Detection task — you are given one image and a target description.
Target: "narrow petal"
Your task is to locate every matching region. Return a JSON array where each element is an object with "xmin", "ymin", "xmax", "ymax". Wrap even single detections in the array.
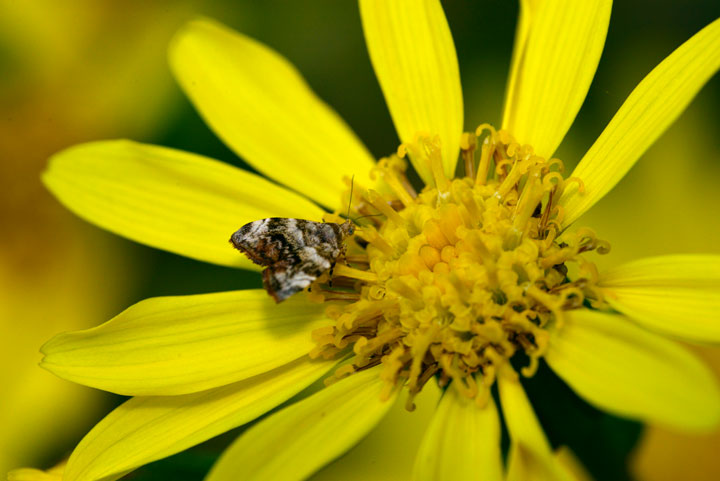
[
  {"xmin": 359, "ymin": 0, "xmax": 463, "ymax": 184},
  {"xmin": 498, "ymin": 377, "xmax": 574, "ymax": 481},
  {"xmin": 62, "ymin": 357, "xmax": 333, "ymax": 481},
  {"xmin": 43, "ymin": 140, "xmax": 324, "ymax": 268},
  {"xmin": 205, "ymin": 367, "xmax": 396, "ymax": 481},
  {"xmin": 560, "ymin": 18, "xmax": 720, "ymax": 225},
  {"xmin": 554, "ymin": 447, "xmax": 594, "ymax": 481},
  {"xmin": 412, "ymin": 385, "xmax": 503, "ymax": 481},
  {"xmin": 41, "ymin": 290, "xmax": 330, "ymax": 395},
  {"xmin": 599, "ymin": 255, "xmax": 720, "ymax": 343},
  {"xmin": 501, "ymin": 0, "xmax": 539, "ymax": 127},
  {"xmin": 498, "ymin": 377, "xmax": 550, "ymax": 457},
  {"xmin": 502, "ymin": 0, "xmax": 612, "ymax": 159},
  {"xmin": 545, "ymin": 309, "xmax": 720, "ymax": 432},
  {"xmin": 169, "ymin": 18, "xmax": 375, "ymax": 209}
]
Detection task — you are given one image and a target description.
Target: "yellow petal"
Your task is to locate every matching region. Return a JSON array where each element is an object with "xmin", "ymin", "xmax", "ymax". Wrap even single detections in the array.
[
  {"xmin": 169, "ymin": 18, "xmax": 375, "ymax": 209},
  {"xmin": 359, "ymin": 0, "xmax": 463, "ymax": 184},
  {"xmin": 62, "ymin": 357, "xmax": 333, "ymax": 481},
  {"xmin": 309, "ymin": 380, "xmax": 441, "ymax": 481},
  {"xmin": 43, "ymin": 140, "xmax": 324, "ymax": 268},
  {"xmin": 412, "ymin": 385, "xmax": 503, "ymax": 481},
  {"xmin": 41, "ymin": 290, "xmax": 330, "ymax": 395},
  {"xmin": 599, "ymin": 255, "xmax": 720, "ymax": 343},
  {"xmin": 205, "ymin": 367, "xmax": 396, "ymax": 481},
  {"xmin": 502, "ymin": 0, "xmax": 539, "ymax": 128},
  {"xmin": 498, "ymin": 377, "xmax": 574, "ymax": 481},
  {"xmin": 505, "ymin": 445, "xmax": 587, "ymax": 481},
  {"xmin": 554, "ymin": 447, "xmax": 594, "ymax": 481},
  {"xmin": 502, "ymin": 0, "xmax": 611, "ymax": 159},
  {"xmin": 498, "ymin": 377, "xmax": 550, "ymax": 456},
  {"xmin": 560, "ymin": 18, "xmax": 720, "ymax": 225},
  {"xmin": 545, "ymin": 309, "xmax": 720, "ymax": 432}
]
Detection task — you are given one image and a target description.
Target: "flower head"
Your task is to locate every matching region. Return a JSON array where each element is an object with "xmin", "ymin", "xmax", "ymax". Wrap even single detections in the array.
[{"xmin": 34, "ymin": 1, "xmax": 720, "ymax": 480}]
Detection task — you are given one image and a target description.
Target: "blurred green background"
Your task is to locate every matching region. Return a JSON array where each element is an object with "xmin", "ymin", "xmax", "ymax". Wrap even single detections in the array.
[{"xmin": 1, "ymin": 1, "xmax": 719, "ymax": 480}]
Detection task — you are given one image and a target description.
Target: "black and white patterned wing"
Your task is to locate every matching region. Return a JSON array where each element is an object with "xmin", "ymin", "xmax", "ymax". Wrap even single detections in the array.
[
  {"xmin": 230, "ymin": 218, "xmax": 289, "ymax": 266},
  {"xmin": 261, "ymin": 247, "xmax": 332, "ymax": 302}
]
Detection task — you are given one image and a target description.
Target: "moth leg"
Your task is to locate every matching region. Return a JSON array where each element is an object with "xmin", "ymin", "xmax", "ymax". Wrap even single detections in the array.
[
  {"xmin": 328, "ymin": 260, "xmax": 336, "ymax": 287},
  {"xmin": 339, "ymin": 243, "xmax": 351, "ymax": 267}
]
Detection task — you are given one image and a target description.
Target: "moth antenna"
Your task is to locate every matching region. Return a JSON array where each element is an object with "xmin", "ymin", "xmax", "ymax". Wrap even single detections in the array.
[
  {"xmin": 352, "ymin": 213, "xmax": 384, "ymax": 223},
  {"xmin": 346, "ymin": 175, "xmax": 355, "ymax": 219}
]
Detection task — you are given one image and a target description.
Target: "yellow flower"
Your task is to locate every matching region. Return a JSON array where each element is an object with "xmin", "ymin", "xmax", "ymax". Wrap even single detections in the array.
[{"xmin": 37, "ymin": 1, "xmax": 720, "ymax": 480}]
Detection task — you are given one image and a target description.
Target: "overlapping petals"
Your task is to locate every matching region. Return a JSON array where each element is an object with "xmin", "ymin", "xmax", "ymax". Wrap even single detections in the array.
[
  {"xmin": 308, "ymin": 381, "xmax": 441, "ymax": 481},
  {"xmin": 359, "ymin": 0, "xmax": 463, "ymax": 184},
  {"xmin": 502, "ymin": 0, "xmax": 612, "ymax": 160},
  {"xmin": 205, "ymin": 367, "xmax": 396, "ymax": 481},
  {"xmin": 43, "ymin": 140, "xmax": 323, "ymax": 268},
  {"xmin": 560, "ymin": 17, "xmax": 720, "ymax": 225},
  {"xmin": 413, "ymin": 385, "xmax": 503, "ymax": 481},
  {"xmin": 545, "ymin": 309, "xmax": 720, "ymax": 432},
  {"xmin": 169, "ymin": 19, "xmax": 375, "ymax": 209},
  {"xmin": 499, "ymin": 377, "xmax": 576, "ymax": 481},
  {"xmin": 41, "ymin": 290, "xmax": 331, "ymax": 395},
  {"xmin": 599, "ymin": 255, "xmax": 720, "ymax": 343},
  {"xmin": 61, "ymin": 358, "xmax": 333, "ymax": 481}
]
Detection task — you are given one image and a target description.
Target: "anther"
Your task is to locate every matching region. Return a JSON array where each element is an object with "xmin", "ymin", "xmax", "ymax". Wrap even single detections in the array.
[
  {"xmin": 365, "ymin": 190, "xmax": 404, "ymax": 225},
  {"xmin": 374, "ymin": 156, "xmax": 416, "ymax": 206},
  {"xmin": 460, "ymin": 132, "xmax": 477, "ymax": 179},
  {"xmin": 332, "ymin": 264, "xmax": 378, "ymax": 283},
  {"xmin": 476, "ymin": 136, "xmax": 494, "ymax": 185}
]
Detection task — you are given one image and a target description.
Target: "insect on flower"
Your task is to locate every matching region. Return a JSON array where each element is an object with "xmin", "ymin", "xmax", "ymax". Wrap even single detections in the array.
[
  {"xmin": 231, "ymin": 178, "xmax": 365, "ymax": 302},
  {"xmin": 230, "ymin": 217, "xmax": 355, "ymax": 302}
]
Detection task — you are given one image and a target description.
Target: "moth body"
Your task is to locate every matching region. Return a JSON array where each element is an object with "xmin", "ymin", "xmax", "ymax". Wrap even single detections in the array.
[{"xmin": 230, "ymin": 218, "xmax": 354, "ymax": 302}]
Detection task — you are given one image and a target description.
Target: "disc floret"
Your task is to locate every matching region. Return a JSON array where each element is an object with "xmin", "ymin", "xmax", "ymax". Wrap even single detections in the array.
[{"xmin": 310, "ymin": 127, "xmax": 609, "ymax": 406}]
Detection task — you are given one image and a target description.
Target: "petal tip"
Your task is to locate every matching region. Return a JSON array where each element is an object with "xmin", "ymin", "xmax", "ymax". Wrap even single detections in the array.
[{"xmin": 168, "ymin": 16, "xmax": 227, "ymax": 68}]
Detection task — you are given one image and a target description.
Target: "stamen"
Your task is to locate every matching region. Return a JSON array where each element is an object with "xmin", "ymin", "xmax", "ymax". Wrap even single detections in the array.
[
  {"xmin": 365, "ymin": 190, "xmax": 404, "ymax": 225},
  {"xmin": 424, "ymin": 136, "xmax": 450, "ymax": 196},
  {"xmin": 357, "ymin": 225, "xmax": 393, "ymax": 255},
  {"xmin": 460, "ymin": 132, "xmax": 477, "ymax": 179},
  {"xmin": 564, "ymin": 176, "xmax": 586, "ymax": 195},
  {"xmin": 495, "ymin": 157, "xmax": 532, "ymax": 200},
  {"xmin": 345, "ymin": 254, "xmax": 369, "ymax": 264},
  {"xmin": 399, "ymin": 134, "xmax": 450, "ymax": 195},
  {"xmin": 334, "ymin": 264, "xmax": 378, "ymax": 282},
  {"xmin": 373, "ymin": 156, "xmax": 416, "ymax": 206},
  {"xmin": 509, "ymin": 165, "xmax": 544, "ymax": 245},
  {"xmin": 475, "ymin": 123, "xmax": 497, "ymax": 137},
  {"xmin": 476, "ymin": 135, "xmax": 495, "ymax": 185}
]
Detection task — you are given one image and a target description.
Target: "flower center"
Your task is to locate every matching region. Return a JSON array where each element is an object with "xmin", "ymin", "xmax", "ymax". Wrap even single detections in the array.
[{"xmin": 309, "ymin": 126, "xmax": 609, "ymax": 408}]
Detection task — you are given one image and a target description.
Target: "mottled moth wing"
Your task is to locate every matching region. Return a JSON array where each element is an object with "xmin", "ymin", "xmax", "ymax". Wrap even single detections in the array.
[{"xmin": 230, "ymin": 218, "xmax": 352, "ymax": 302}]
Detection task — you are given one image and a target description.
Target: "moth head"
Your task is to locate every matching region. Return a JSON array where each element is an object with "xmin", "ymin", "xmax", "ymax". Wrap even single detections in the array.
[{"xmin": 340, "ymin": 220, "xmax": 355, "ymax": 237}]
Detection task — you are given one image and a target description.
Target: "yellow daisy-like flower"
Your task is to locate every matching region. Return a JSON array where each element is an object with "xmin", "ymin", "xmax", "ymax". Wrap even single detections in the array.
[{"xmin": 35, "ymin": 1, "xmax": 720, "ymax": 480}]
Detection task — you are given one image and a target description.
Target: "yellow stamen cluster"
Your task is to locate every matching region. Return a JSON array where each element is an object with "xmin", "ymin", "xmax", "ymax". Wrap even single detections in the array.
[{"xmin": 310, "ymin": 127, "xmax": 609, "ymax": 407}]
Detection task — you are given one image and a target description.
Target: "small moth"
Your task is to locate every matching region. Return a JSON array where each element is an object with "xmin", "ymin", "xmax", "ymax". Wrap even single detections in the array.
[{"xmin": 230, "ymin": 218, "xmax": 354, "ymax": 302}]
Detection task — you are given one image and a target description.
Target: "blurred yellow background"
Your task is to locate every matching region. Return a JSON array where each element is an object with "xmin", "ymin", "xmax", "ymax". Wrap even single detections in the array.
[{"xmin": 1, "ymin": 1, "xmax": 718, "ymax": 480}]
